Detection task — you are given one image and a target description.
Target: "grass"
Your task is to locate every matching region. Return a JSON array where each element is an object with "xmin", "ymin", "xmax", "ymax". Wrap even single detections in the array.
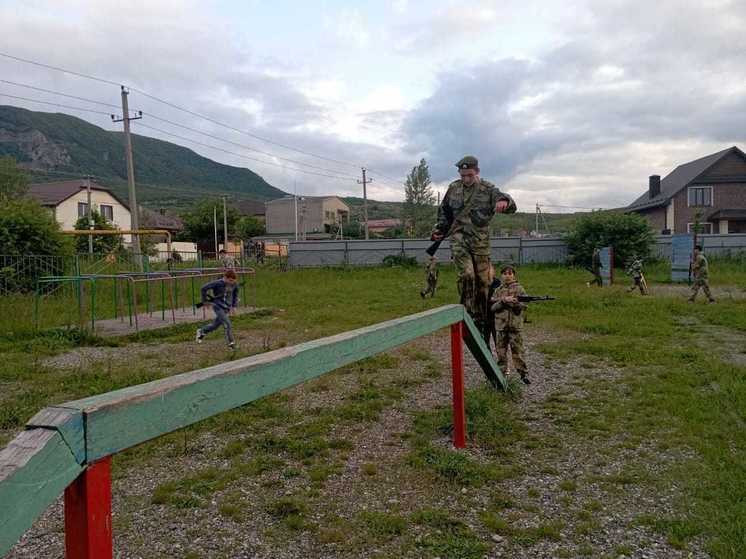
[{"xmin": 2, "ymin": 263, "xmax": 746, "ymax": 557}]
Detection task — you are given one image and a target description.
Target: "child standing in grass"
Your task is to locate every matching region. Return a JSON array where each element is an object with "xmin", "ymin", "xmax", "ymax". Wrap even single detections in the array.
[
  {"xmin": 490, "ymin": 265, "xmax": 530, "ymax": 385},
  {"xmin": 196, "ymin": 269, "xmax": 240, "ymax": 349}
]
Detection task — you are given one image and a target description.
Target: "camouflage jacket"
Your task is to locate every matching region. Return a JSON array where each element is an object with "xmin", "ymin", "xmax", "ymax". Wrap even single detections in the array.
[
  {"xmin": 491, "ymin": 280, "xmax": 527, "ymax": 331},
  {"xmin": 692, "ymin": 253, "xmax": 709, "ymax": 280},
  {"xmin": 626, "ymin": 258, "xmax": 643, "ymax": 278},
  {"xmin": 435, "ymin": 178, "xmax": 516, "ymax": 256}
]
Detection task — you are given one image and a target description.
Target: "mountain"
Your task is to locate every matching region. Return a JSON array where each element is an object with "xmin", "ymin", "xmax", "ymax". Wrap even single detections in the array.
[{"xmin": 0, "ymin": 105, "xmax": 287, "ymax": 209}]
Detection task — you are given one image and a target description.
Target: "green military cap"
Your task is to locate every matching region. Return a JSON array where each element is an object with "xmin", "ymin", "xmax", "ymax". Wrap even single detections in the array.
[
  {"xmin": 455, "ymin": 155, "xmax": 479, "ymax": 170},
  {"xmin": 500, "ymin": 264, "xmax": 516, "ymax": 274}
]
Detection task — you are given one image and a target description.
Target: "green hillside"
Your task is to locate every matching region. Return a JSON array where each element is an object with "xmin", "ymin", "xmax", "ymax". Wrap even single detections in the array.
[{"xmin": 0, "ymin": 105, "xmax": 287, "ymax": 208}]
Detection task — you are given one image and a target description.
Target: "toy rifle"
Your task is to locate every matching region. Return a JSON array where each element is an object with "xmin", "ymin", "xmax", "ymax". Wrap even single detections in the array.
[{"xmin": 195, "ymin": 294, "xmax": 215, "ymax": 309}]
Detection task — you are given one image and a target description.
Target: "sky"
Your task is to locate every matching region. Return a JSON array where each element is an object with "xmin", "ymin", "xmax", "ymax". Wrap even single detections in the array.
[{"xmin": 1, "ymin": 0, "xmax": 746, "ymax": 212}]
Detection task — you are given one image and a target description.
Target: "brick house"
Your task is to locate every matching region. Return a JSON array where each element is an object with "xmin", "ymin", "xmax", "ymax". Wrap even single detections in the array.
[{"xmin": 626, "ymin": 146, "xmax": 746, "ymax": 234}]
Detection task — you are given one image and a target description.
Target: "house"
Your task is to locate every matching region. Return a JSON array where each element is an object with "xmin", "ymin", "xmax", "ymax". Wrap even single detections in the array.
[
  {"xmin": 626, "ymin": 146, "xmax": 746, "ymax": 234},
  {"xmin": 28, "ymin": 179, "xmax": 132, "ymax": 238},
  {"xmin": 140, "ymin": 208, "xmax": 183, "ymax": 236},
  {"xmin": 265, "ymin": 196, "xmax": 350, "ymax": 236}
]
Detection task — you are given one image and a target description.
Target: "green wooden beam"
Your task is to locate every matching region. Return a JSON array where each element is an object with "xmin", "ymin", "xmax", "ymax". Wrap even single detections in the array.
[
  {"xmin": 26, "ymin": 407, "xmax": 86, "ymax": 464},
  {"xmin": 462, "ymin": 313, "xmax": 507, "ymax": 391},
  {"xmin": 64, "ymin": 304, "xmax": 466, "ymax": 461},
  {"xmin": 0, "ymin": 429, "xmax": 84, "ymax": 556}
]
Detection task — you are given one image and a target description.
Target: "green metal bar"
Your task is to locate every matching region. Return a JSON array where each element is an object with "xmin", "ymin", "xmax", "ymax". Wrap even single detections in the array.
[
  {"xmin": 33, "ymin": 278, "xmax": 40, "ymax": 331},
  {"xmin": 145, "ymin": 280, "xmax": 151, "ymax": 316},
  {"xmin": 161, "ymin": 278, "xmax": 165, "ymax": 321},
  {"xmin": 77, "ymin": 277, "xmax": 83, "ymax": 330},
  {"xmin": 191, "ymin": 275, "xmax": 196, "ymax": 315},
  {"xmin": 113, "ymin": 277, "xmax": 118, "ymax": 321},
  {"xmin": 241, "ymin": 275, "xmax": 247, "ymax": 308},
  {"xmin": 127, "ymin": 279, "xmax": 133, "ymax": 327},
  {"xmin": 90, "ymin": 279, "xmax": 96, "ymax": 332},
  {"xmin": 174, "ymin": 274, "xmax": 179, "ymax": 311}
]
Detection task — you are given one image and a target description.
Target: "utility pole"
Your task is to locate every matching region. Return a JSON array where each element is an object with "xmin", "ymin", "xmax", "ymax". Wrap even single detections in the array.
[
  {"xmin": 535, "ymin": 203, "xmax": 539, "ymax": 236},
  {"xmin": 213, "ymin": 205, "xmax": 219, "ymax": 255},
  {"xmin": 111, "ymin": 87, "xmax": 143, "ymax": 269},
  {"xmin": 86, "ymin": 175, "xmax": 93, "ymax": 254},
  {"xmin": 294, "ymin": 181, "xmax": 298, "ymax": 241},
  {"xmin": 222, "ymin": 196, "xmax": 229, "ymax": 252},
  {"xmin": 358, "ymin": 168, "xmax": 372, "ymax": 240}
]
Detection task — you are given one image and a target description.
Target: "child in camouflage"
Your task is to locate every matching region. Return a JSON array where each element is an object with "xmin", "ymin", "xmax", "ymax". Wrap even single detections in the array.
[{"xmin": 490, "ymin": 265, "xmax": 530, "ymax": 385}]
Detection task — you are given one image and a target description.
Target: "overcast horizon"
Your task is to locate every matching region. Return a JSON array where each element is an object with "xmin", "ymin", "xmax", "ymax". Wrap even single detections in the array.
[{"xmin": 2, "ymin": 0, "xmax": 745, "ymax": 212}]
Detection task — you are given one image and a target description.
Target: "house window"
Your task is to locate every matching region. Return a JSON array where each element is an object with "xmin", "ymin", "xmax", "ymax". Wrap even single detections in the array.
[
  {"xmin": 100, "ymin": 204, "xmax": 113, "ymax": 221},
  {"xmin": 687, "ymin": 222, "xmax": 713, "ymax": 234},
  {"xmin": 687, "ymin": 186, "xmax": 713, "ymax": 207},
  {"xmin": 77, "ymin": 202, "xmax": 88, "ymax": 217}
]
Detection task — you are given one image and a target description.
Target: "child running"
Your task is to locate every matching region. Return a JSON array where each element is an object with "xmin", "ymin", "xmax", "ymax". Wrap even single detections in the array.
[{"xmin": 196, "ymin": 269, "xmax": 240, "ymax": 349}]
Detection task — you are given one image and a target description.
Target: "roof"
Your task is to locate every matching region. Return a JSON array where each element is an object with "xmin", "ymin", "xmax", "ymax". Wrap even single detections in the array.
[
  {"xmin": 140, "ymin": 208, "xmax": 183, "ymax": 231},
  {"xmin": 234, "ymin": 199, "xmax": 266, "ymax": 216},
  {"xmin": 28, "ymin": 180, "xmax": 130, "ymax": 210},
  {"xmin": 626, "ymin": 146, "xmax": 746, "ymax": 212}
]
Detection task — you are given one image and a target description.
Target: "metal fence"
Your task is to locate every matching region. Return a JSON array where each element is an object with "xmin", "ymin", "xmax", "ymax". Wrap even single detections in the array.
[{"xmin": 287, "ymin": 234, "xmax": 746, "ymax": 268}]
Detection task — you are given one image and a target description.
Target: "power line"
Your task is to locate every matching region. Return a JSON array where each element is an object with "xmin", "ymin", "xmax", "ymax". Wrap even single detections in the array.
[
  {"xmin": 131, "ymin": 87, "xmax": 362, "ymax": 170},
  {"xmin": 0, "ymin": 78, "xmax": 359, "ymax": 177},
  {"xmin": 143, "ymin": 112, "xmax": 358, "ymax": 178},
  {"xmin": 0, "ymin": 52, "xmax": 121, "ymax": 86},
  {"xmin": 0, "ymin": 79, "xmax": 123, "ymax": 110},
  {"xmin": 0, "ymin": 92, "xmax": 113, "ymax": 117},
  {"xmin": 134, "ymin": 122, "xmax": 357, "ymax": 181},
  {"xmin": 0, "ymin": 51, "xmax": 365, "ymax": 170}
]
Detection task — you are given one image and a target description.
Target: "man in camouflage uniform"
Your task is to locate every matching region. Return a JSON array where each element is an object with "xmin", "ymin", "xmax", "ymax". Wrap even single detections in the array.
[
  {"xmin": 420, "ymin": 255, "xmax": 439, "ymax": 298},
  {"xmin": 689, "ymin": 245, "xmax": 715, "ymax": 303},
  {"xmin": 491, "ymin": 265, "xmax": 530, "ymax": 384},
  {"xmin": 625, "ymin": 254, "xmax": 647, "ymax": 294},
  {"xmin": 431, "ymin": 155, "xmax": 516, "ymax": 336}
]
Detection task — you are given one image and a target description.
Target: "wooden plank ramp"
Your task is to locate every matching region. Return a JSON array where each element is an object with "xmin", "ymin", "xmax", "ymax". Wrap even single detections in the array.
[{"xmin": 0, "ymin": 303, "xmax": 507, "ymax": 557}]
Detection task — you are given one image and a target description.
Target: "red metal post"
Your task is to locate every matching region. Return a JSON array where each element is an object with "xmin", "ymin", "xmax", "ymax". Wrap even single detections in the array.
[
  {"xmin": 64, "ymin": 456, "xmax": 113, "ymax": 559},
  {"xmin": 450, "ymin": 321, "xmax": 467, "ymax": 449}
]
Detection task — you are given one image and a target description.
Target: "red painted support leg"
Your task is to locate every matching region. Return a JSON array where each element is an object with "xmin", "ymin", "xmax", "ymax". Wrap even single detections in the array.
[
  {"xmin": 450, "ymin": 321, "xmax": 467, "ymax": 449},
  {"xmin": 64, "ymin": 457, "xmax": 113, "ymax": 559}
]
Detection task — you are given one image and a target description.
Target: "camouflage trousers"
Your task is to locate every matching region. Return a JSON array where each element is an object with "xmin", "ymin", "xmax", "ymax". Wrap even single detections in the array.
[
  {"xmin": 421, "ymin": 276, "xmax": 438, "ymax": 298},
  {"xmin": 451, "ymin": 241, "xmax": 491, "ymax": 335},
  {"xmin": 496, "ymin": 329, "xmax": 527, "ymax": 377},
  {"xmin": 689, "ymin": 279, "xmax": 714, "ymax": 302}
]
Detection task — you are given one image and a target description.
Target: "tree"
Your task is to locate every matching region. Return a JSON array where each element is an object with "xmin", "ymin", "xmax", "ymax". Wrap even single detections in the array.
[
  {"xmin": 235, "ymin": 216, "xmax": 265, "ymax": 239},
  {"xmin": 0, "ymin": 156, "xmax": 29, "ymax": 200},
  {"xmin": 74, "ymin": 210, "xmax": 122, "ymax": 253},
  {"xmin": 180, "ymin": 199, "xmax": 241, "ymax": 245},
  {"xmin": 402, "ymin": 159, "xmax": 436, "ymax": 238},
  {"xmin": 0, "ymin": 198, "xmax": 72, "ymax": 292},
  {"xmin": 564, "ymin": 211, "xmax": 654, "ymax": 268}
]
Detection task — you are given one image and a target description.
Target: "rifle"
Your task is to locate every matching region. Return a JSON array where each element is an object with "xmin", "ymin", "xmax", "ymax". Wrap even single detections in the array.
[{"xmin": 517, "ymin": 295, "xmax": 555, "ymax": 303}]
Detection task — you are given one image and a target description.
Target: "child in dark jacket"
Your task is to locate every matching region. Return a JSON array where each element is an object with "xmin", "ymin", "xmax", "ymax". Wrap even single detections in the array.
[{"xmin": 196, "ymin": 269, "xmax": 239, "ymax": 348}]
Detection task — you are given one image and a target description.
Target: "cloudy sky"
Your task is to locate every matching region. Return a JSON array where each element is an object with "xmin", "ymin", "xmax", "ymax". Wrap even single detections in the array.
[{"xmin": 2, "ymin": 0, "xmax": 745, "ymax": 211}]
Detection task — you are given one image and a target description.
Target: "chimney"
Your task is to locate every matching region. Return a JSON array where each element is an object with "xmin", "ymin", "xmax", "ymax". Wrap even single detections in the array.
[{"xmin": 649, "ymin": 175, "xmax": 661, "ymax": 198}]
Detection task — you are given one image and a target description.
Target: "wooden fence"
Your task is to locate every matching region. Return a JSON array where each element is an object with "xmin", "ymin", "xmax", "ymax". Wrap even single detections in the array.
[{"xmin": 0, "ymin": 304, "xmax": 504, "ymax": 558}]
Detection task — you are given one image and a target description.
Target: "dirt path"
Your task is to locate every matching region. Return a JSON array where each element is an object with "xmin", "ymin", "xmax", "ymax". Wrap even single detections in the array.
[{"xmin": 8, "ymin": 328, "xmax": 710, "ymax": 559}]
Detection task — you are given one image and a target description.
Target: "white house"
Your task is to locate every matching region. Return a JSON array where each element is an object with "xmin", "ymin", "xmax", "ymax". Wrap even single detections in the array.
[{"xmin": 28, "ymin": 179, "xmax": 132, "ymax": 241}]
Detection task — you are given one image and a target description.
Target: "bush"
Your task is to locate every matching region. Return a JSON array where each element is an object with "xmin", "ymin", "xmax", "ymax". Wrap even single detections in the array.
[
  {"xmin": 0, "ymin": 198, "xmax": 72, "ymax": 292},
  {"xmin": 564, "ymin": 211, "xmax": 654, "ymax": 268}
]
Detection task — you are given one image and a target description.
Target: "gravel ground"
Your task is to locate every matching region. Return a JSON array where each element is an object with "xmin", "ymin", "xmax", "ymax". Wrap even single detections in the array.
[{"xmin": 8, "ymin": 327, "xmax": 711, "ymax": 559}]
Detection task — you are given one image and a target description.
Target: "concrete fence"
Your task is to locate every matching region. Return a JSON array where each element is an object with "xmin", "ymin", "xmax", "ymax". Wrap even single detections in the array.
[{"xmin": 288, "ymin": 234, "xmax": 746, "ymax": 268}]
